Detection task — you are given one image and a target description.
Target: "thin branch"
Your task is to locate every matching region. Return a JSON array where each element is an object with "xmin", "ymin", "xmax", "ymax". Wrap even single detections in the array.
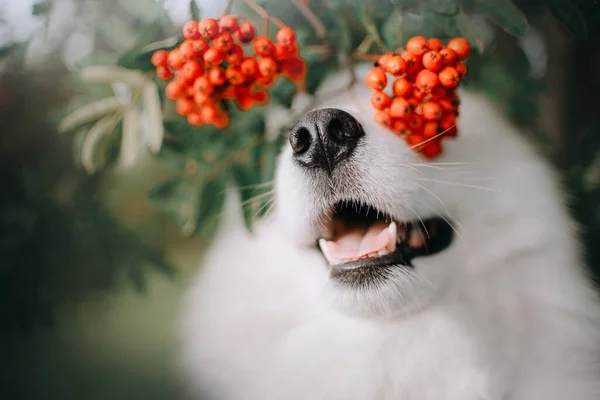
[
  {"xmin": 243, "ymin": 0, "xmax": 287, "ymax": 29},
  {"xmin": 291, "ymin": 0, "xmax": 327, "ymax": 39}
]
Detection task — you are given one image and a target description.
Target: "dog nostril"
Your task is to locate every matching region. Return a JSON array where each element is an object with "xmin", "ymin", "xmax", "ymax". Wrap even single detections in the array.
[
  {"xmin": 290, "ymin": 126, "xmax": 311, "ymax": 154},
  {"xmin": 326, "ymin": 117, "xmax": 345, "ymax": 143}
]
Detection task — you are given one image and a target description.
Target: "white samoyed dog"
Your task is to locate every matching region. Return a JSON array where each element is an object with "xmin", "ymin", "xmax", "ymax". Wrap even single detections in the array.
[{"xmin": 178, "ymin": 64, "xmax": 600, "ymax": 399}]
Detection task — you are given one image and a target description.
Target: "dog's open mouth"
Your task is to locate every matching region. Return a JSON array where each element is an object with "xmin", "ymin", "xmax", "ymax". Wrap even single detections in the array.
[{"xmin": 317, "ymin": 201, "xmax": 453, "ymax": 270}]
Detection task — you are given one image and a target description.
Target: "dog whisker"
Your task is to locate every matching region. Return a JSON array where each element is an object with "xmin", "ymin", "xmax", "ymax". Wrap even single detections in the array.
[{"xmin": 416, "ymin": 178, "xmax": 501, "ymax": 193}]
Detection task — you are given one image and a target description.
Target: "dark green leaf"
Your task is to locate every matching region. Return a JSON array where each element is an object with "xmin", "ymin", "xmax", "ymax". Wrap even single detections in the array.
[
  {"xmin": 544, "ymin": 0, "xmax": 588, "ymax": 39},
  {"xmin": 196, "ymin": 179, "xmax": 226, "ymax": 238},
  {"xmin": 454, "ymin": 13, "xmax": 485, "ymax": 54},
  {"xmin": 381, "ymin": 10, "xmax": 403, "ymax": 49},
  {"xmin": 473, "ymin": 0, "xmax": 529, "ymax": 37},
  {"xmin": 129, "ymin": 267, "xmax": 147, "ymax": 293},
  {"xmin": 32, "ymin": 1, "xmax": 52, "ymax": 16},
  {"xmin": 269, "ymin": 79, "xmax": 297, "ymax": 109},
  {"xmin": 190, "ymin": 0, "xmax": 201, "ymax": 20},
  {"xmin": 422, "ymin": 0, "xmax": 458, "ymax": 16}
]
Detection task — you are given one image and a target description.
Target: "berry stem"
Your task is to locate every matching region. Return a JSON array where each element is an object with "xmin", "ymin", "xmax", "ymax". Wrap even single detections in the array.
[
  {"xmin": 243, "ymin": 0, "xmax": 287, "ymax": 29},
  {"xmin": 290, "ymin": 0, "xmax": 327, "ymax": 39},
  {"xmin": 222, "ymin": 0, "xmax": 234, "ymax": 16}
]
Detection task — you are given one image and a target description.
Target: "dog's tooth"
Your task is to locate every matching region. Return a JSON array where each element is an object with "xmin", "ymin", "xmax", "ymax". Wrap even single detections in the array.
[
  {"xmin": 387, "ymin": 222, "xmax": 397, "ymax": 252},
  {"xmin": 378, "ymin": 248, "xmax": 389, "ymax": 256},
  {"xmin": 319, "ymin": 239, "xmax": 337, "ymax": 265}
]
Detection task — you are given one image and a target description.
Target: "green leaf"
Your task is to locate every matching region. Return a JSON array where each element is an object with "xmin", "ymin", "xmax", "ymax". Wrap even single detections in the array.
[
  {"xmin": 473, "ymin": 0, "xmax": 528, "ymax": 37},
  {"xmin": 422, "ymin": 0, "xmax": 458, "ymax": 16},
  {"xmin": 31, "ymin": 1, "xmax": 52, "ymax": 16},
  {"xmin": 454, "ymin": 13, "xmax": 485, "ymax": 54},
  {"xmin": 196, "ymin": 179, "xmax": 226, "ymax": 239},
  {"xmin": 381, "ymin": 10, "xmax": 403, "ymax": 49},
  {"xmin": 190, "ymin": 0, "xmax": 202, "ymax": 20},
  {"xmin": 95, "ymin": 18, "xmax": 137, "ymax": 52},
  {"xmin": 544, "ymin": 0, "xmax": 588, "ymax": 39},
  {"xmin": 269, "ymin": 79, "xmax": 297, "ymax": 109}
]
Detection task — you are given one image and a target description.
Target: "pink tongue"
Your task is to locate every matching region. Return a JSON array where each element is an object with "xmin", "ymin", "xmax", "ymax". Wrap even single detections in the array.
[{"xmin": 326, "ymin": 221, "xmax": 391, "ymax": 261}]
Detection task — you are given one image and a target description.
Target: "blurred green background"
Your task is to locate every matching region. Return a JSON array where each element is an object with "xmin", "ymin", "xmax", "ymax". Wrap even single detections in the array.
[{"xmin": 1, "ymin": 0, "xmax": 599, "ymax": 399}]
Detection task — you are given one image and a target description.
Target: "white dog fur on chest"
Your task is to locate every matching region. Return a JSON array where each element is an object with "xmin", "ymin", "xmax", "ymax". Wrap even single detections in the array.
[{"xmin": 178, "ymin": 65, "xmax": 600, "ymax": 400}]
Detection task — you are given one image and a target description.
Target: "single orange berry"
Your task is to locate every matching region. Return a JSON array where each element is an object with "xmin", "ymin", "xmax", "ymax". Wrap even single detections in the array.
[
  {"xmin": 407, "ymin": 113, "xmax": 423, "ymax": 130},
  {"xmin": 438, "ymin": 66, "xmax": 460, "ymax": 88},
  {"xmin": 151, "ymin": 50, "xmax": 168, "ymax": 67},
  {"xmin": 440, "ymin": 112, "xmax": 457, "ymax": 133},
  {"xmin": 391, "ymin": 118, "xmax": 409, "ymax": 135},
  {"xmin": 389, "ymin": 97, "xmax": 411, "ymax": 119},
  {"xmin": 181, "ymin": 60, "xmax": 204, "ymax": 82},
  {"xmin": 385, "ymin": 55, "xmax": 407, "ymax": 76},
  {"xmin": 193, "ymin": 76, "xmax": 214, "ymax": 95},
  {"xmin": 365, "ymin": 68, "xmax": 387, "ymax": 91},
  {"xmin": 439, "ymin": 96, "xmax": 457, "ymax": 112},
  {"xmin": 165, "ymin": 80, "xmax": 185, "ymax": 100},
  {"xmin": 415, "ymin": 69, "xmax": 439, "ymax": 92},
  {"xmin": 213, "ymin": 113, "xmax": 230, "ymax": 129},
  {"xmin": 407, "ymin": 96, "xmax": 420, "ymax": 109},
  {"xmin": 225, "ymin": 44, "xmax": 244, "ymax": 65},
  {"xmin": 455, "ymin": 61, "xmax": 467, "ymax": 79},
  {"xmin": 275, "ymin": 43, "xmax": 295, "ymax": 61},
  {"xmin": 430, "ymin": 86, "xmax": 446, "ymax": 100},
  {"xmin": 258, "ymin": 57, "xmax": 278, "ymax": 77},
  {"xmin": 236, "ymin": 22, "xmax": 256, "ymax": 44},
  {"xmin": 370, "ymin": 91, "xmax": 392, "ymax": 110},
  {"xmin": 200, "ymin": 103, "xmax": 220, "ymax": 123},
  {"xmin": 193, "ymin": 91, "xmax": 210, "ymax": 106},
  {"xmin": 377, "ymin": 53, "xmax": 392, "ymax": 69},
  {"xmin": 401, "ymin": 52, "xmax": 422, "ymax": 76},
  {"xmin": 276, "ymin": 26, "xmax": 296, "ymax": 46},
  {"xmin": 422, "ymin": 51, "xmax": 443, "ymax": 72},
  {"xmin": 167, "ymin": 49, "xmax": 185, "ymax": 69},
  {"xmin": 423, "ymin": 121, "xmax": 440, "ymax": 139},
  {"xmin": 439, "ymin": 48, "xmax": 457, "ymax": 66},
  {"xmin": 406, "ymin": 36, "xmax": 429, "ymax": 56},
  {"xmin": 412, "ymin": 87, "xmax": 427, "ymax": 101},
  {"xmin": 187, "ymin": 111, "xmax": 204, "ymax": 126},
  {"xmin": 392, "ymin": 78, "xmax": 413, "ymax": 97},
  {"xmin": 236, "ymin": 93, "xmax": 256, "ymax": 111},
  {"xmin": 427, "ymin": 38, "xmax": 444, "ymax": 52},
  {"xmin": 198, "ymin": 18, "xmax": 220, "ymax": 39},
  {"xmin": 182, "ymin": 20, "xmax": 201, "ymax": 40},
  {"xmin": 218, "ymin": 15, "xmax": 239, "ymax": 33},
  {"xmin": 422, "ymin": 140, "xmax": 442, "ymax": 158},
  {"xmin": 446, "ymin": 37, "xmax": 471, "ymax": 61},
  {"xmin": 255, "ymin": 73, "xmax": 276, "ymax": 88},
  {"xmin": 208, "ymin": 67, "xmax": 227, "ymax": 86},
  {"xmin": 203, "ymin": 48, "xmax": 224, "ymax": 68},
  {"xmin": 282, "ymin": 58, "xmax": 307, "ymax": 83},
  {"xmin": 176, "ymin": 97, "xmax": 196, "ymax": 116},
  {"xmin": 252, "ymin": 90, "xmax": 269, "ymax": 104},
  {"xmin": 240, "ymin": 57, "xmax": 258, "ymax": 77},
  {"xmin": 421, "ymin": 101, "xmax": 443, "ymax": 121},
  {"xmin": 213, "ymin": 32, "xmax": 234, "ymax": 53},
  {"xmin": 179, "ymin": 40, "xmax": 197, "ymax": 60},
  {"xmin": 406, "ymin": 134, "xmax": 425, "ymax": 148},
  {"xmin": 226, "ymin": 65, "xmax": 246, "ymax": 85},
  {"xmin": 253, "ymin": 37, "xmax": 275, "ymax": 57},
  {"xmin": 373, "ymin": 110, "xmax": 392, "ymax": 127},
  {"xmin": 156, "ymin": 65, "xmax": 173, "ymax": 80}
]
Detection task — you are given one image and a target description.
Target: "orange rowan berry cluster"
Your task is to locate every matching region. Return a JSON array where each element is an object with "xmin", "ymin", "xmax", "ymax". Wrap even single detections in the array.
[
  {"xmin": 151, "ymin": 16, "xmax": 306, "ymax": 129},
  {"xmin": 365, "ymin": 36, "xmax": 471, "ymax": 159}
]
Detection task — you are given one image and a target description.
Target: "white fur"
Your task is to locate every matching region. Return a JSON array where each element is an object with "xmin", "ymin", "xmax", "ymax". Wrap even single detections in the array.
[{"xmin": 178, "ymin": 65, "xmax": 600, "ymax": 399}]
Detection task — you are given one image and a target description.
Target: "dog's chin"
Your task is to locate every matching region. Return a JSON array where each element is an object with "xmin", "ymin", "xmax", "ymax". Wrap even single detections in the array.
[{"xmin": 312, "ymin": 200, "xmax": 454, "ymax": 317}]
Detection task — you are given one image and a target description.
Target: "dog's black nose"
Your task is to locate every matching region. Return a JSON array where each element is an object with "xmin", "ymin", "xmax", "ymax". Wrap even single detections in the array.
[{"xmin": 289, "ymin": 108, "xmax": 364, "ymax": 173}]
